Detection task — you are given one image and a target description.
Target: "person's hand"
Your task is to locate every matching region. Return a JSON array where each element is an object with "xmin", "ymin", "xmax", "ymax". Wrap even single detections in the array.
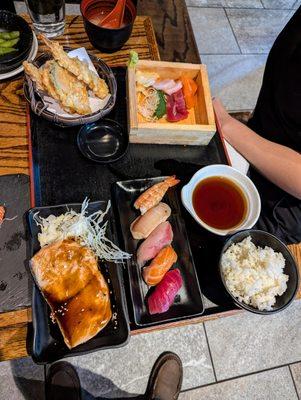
[
  {"xmin": 212, "ymin": 97, "xmax": 234, "ymax": 140},
  {"xmin": 212, "ymin": 97, "xmax": 232, "ymax": 129}
]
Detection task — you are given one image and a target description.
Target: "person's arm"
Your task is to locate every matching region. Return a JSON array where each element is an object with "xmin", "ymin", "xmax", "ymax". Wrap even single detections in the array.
[{"xmin": 213, "ymin": 98, "xmax": 301, "ymax": 200}]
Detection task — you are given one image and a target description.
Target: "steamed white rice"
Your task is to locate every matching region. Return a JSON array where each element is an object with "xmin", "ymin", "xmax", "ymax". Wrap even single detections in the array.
[{"xmin": 221, "ymin": 236, "xmax": 289, "ymax": 311}]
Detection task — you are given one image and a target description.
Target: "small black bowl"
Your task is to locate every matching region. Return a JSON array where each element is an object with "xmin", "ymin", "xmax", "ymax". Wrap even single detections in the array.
[
  {"xmin": 81, "ymin": 0, "xmax": 136, "ymax": 53},
  {"xmin": 0, "ymin": 11, "xmax": 33, "ymax": 74},
  {"xmin": 219, "ymin": 229, "xmax": 299, "ymax": 315},
  {"xmin": 77, "ymin": 119, "xmax": 128, "ymax": 163}
]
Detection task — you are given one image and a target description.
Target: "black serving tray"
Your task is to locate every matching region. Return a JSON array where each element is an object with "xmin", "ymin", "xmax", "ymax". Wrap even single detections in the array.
[
  {"xmin": 28, "ymin": 65, "xmax": 235, "ymax": 329},
  {"xmin": 27, "ymin": 201, "xmax": 130, "ymax": 364},
  {"xmin": 112, "ymin": 177, "xmax": 204, "ymax": 327}
]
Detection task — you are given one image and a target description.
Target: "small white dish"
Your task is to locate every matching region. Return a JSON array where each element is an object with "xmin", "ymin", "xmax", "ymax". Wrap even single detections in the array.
[
  {"xmin": 181, "ymin": 164, "xmax": 261, "ymax": 236},
  {"xmin": 0, "ymin": 31, "xmax": 38, "ymax": 81}
]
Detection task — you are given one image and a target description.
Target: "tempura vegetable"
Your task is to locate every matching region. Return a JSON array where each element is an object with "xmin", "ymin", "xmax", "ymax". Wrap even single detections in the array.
[
  {"xmin": 40, "ymin": 35, "xmax": 109, "ymax": 99},
  {"xmin": 48, "ymin": 61, "xmax": 92, "ymax": 115}
]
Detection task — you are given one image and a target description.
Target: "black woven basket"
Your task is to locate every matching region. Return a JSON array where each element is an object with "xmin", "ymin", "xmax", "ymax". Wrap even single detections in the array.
[{"xmin": 23, "ymin": 48, "xmax": 117, "ymax": 127}]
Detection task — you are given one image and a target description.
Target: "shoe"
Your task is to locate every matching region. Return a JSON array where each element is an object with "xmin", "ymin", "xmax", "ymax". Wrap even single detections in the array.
[
  {"xmin": 145, "ymin": 352, "xmax": 183, "ymax": 400},
  {"xmin": 45, "ymin": 361, "xmax": 81, "ymax": 400}
]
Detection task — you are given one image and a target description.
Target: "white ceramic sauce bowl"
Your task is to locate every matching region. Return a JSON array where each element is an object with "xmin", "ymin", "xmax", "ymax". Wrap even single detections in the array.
[{"xmin": 181, "ymin": 164, "xmax": 261, "ymax": 236}]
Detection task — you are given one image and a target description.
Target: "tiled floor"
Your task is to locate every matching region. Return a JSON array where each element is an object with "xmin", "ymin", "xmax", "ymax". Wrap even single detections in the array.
[
  {"xmin": 1, "ymin": 1, "xmax": 300, "ymax": 399},
  {"xmin": 2, "ymin": 301, "xmax": 301, "ymax": 399},
  {"xmin": 187, "ymin": 0, "xmax": 299, "ymax": 111}
]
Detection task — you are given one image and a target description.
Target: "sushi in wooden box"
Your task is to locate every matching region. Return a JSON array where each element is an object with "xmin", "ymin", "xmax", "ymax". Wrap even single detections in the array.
[{"xmin": 126, "ymin": 60, "xmax": 216, "ymax": 146}]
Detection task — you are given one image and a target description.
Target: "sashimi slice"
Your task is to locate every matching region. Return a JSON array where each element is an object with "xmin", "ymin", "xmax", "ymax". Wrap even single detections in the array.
[
  {"xmin": 165, "ymin": 81, "xmax": 183, "ymax": 96},
  {"xmin": 153, "ymin": 79, "xmax": 175, "ymax": 91},
  {"xmin": 173, "ymin": 89, "xmax": 188, "ymax": 114},
  {"xmin": 143, "ymin": 245, "xmax": 177, "ymax": 286},
  {"xmin": 166, "ymin": 89, "xmax": 189, "ymax": 122},
  {"xmin": 148, "ymin": 269, "xmax": 183, "ymax": 315},
  {"xmin": 136, "ymin": 221, "xmax": 173, "ymax": 267}
]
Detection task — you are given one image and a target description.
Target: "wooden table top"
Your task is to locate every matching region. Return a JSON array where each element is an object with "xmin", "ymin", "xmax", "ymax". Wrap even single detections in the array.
[
  {"xmin": 0, "ymin": 0, "xmax": 203, "ymax": 361},
  {"xmin": 0, "ymin": 1, "xmax": 300, "ymax": 363}
]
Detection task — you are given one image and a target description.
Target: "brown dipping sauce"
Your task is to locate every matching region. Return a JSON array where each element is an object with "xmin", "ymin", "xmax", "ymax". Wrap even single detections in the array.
[{"xmin": 192, "ymin": 176, "xmax": 248, "ymax": 230}]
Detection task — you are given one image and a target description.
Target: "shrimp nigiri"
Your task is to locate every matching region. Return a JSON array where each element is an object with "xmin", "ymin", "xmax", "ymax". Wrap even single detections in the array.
[
  {"xmin": 134, "ymin": 176, "xmax": 180, "ymax": 215},
  {"xmin": 143, "ymin": 245, "xmax": 177, "ymax": 286}
]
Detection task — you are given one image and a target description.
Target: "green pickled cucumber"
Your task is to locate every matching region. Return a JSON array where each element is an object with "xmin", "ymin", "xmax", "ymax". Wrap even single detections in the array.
[
  {"xmin": 0, "ymin": 47, "xmax": 18, "ymax": 56},
  {"xmin": 0, "ymin": 38, "xmax": 19, "ymax": 48},
  {"xmin": 0, "ymin": 31, "xmax": 20, "ymax": 40}
]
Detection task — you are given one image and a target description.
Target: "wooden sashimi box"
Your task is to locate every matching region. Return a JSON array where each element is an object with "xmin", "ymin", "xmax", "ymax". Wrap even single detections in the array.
[{"xmin": 126, "ymin": 60, "xmax": 216, "ymax": 146}]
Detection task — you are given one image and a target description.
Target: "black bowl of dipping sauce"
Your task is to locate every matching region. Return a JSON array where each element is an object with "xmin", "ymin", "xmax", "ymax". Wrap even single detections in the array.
[
  {"xmin": 219, "ymin": 230, "xmax": 299, "ymax": 315},
  {"xmin": 80, "ymin": 0, "xmax": 136, "ymax": 53},
  {"xmin": 0, "ymin": 11, "xmax": 33, "ymax": 74}
]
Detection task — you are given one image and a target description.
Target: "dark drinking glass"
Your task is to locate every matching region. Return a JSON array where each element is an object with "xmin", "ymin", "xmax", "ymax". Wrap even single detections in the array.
[{"xmin": 25, "ymin": 0, "xmax": 65, "ymax": 38}]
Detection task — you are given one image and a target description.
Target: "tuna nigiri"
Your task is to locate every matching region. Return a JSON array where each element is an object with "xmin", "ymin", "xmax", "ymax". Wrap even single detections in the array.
[
  {"xmin": 130, "ymin": 203, "xmax": 171, "ymax": 240},
  {"xmin": 134, "ymin": 176, "xmax": 180, "ymax": 215},
  {"xmin": 143, "ymin": 245, "xmax": 177, "ymax": 286},
  {"xmin": 136, "ymin": 221, "xmax": 173, "ymax": 267},
  {"xmin": 148, "ymin": 269, "xmax": 183, "ymax": 315}
]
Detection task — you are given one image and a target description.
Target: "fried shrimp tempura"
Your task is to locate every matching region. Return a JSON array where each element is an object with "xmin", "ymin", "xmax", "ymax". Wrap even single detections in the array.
[
  {"xmin": 23, "ymin": 60, "xmax": 91, "ymax": 115},
  {"xmin": 40, "ymin": 35, "xmax": 109, "ymax": 99},
  {"xmin": 23, "ymin": 61, "xmax": 44, "ymax": 91},
  {"xmin": 48, "ymin": 61, "xmax": 92, "ymax": 115}
]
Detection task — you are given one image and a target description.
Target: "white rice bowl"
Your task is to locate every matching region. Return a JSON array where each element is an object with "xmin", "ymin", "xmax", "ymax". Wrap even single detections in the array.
[{"xmin": 221, "ymin": 236, "xmax": 289, "ymax": 311}]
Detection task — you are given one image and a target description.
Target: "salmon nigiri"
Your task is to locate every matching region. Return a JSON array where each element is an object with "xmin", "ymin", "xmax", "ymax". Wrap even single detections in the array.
[
  {"xmin": 134, "ymin": 176, "xmax": 180, "ymax": 215},
  {"xmin": 130, "ymin": 203, "xmax": 171, "ymax": 240},
  {"xmin": 143, "ymin": 245, "xmax": 177, "ymax": 286}
]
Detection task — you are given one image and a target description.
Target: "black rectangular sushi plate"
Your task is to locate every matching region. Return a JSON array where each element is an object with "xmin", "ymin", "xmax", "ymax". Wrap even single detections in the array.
[{"xmin": 112, "ymin": 177, "xmax": 205, "ymax": 327}]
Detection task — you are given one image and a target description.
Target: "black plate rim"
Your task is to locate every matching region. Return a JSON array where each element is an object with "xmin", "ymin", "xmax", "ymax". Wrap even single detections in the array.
[
  {"xmin": 112, "ymin": 176, "xmax": 205, "ymax": 327},
  {"xmin": 218, "ymin": 229, "xmax": 300, "ymax": 315},
  {"xmin": 77, "ymin": 119, "xmax": 129, "ymax": 164},
  {"xmin": 0, "ymin": 11, "xmax": 33, "ymax": 68},
  {"xmin": 27, "ymin": 200, "xmax": 130, "ymax": 364}
]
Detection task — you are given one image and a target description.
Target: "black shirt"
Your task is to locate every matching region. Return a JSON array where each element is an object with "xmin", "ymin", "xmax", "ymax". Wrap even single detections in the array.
[{"xmin": 246, "ymin": 7, "xmax": 301, "ymax": 244}]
